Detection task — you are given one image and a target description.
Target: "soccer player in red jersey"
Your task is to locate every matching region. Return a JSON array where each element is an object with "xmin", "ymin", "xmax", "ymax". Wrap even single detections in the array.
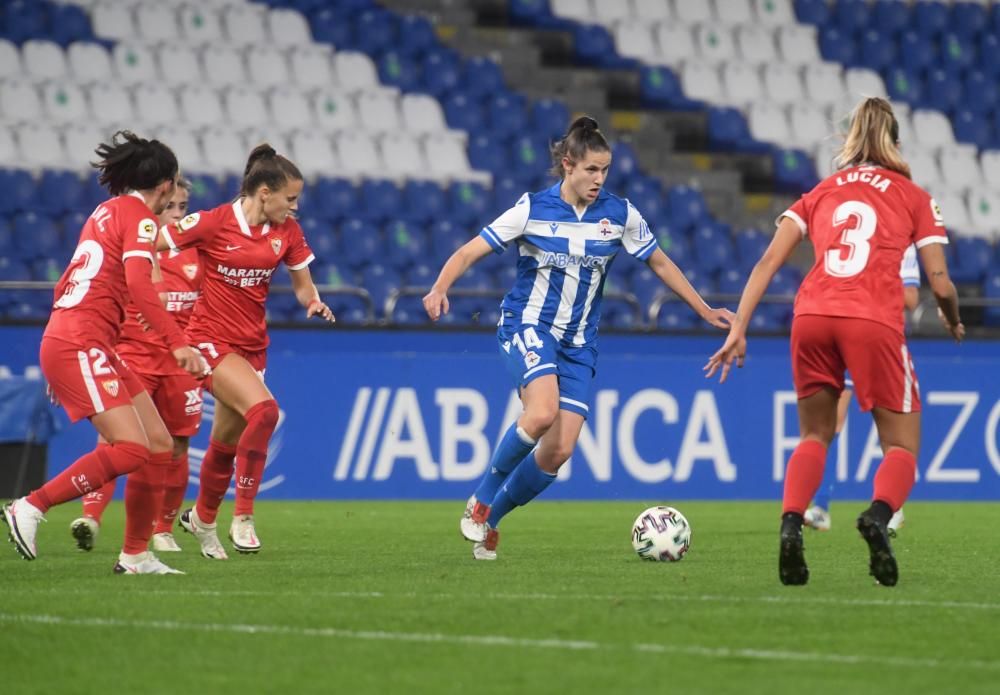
[
  {"xmin": 157, "ymin": 144, "xmax": 333, "ymax": 559},
  {"xmin": 71, "ymin": 178, "xmax": 205, "ymax": 554},
  {"xmin": 2, "ymin": 131, "xmax": 208, "ymax": 574},
  {"xmin": 705, "ymin": 98, "xmax": 964, "ymax": 587}
]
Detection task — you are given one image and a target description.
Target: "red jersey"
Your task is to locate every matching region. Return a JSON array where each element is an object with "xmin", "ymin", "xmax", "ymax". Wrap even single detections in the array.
[
  {"xmin": 116, "ymin": 247, "xmax": 203, "ymax": 375},
  {"xmin": 783, "ymin": 165, "xmax": 948, "ymax": 334},
  {"xmin": 45, "ymin": 193, "xmax": 178, "ymax": 350},
  {"xmin": 162, "ymin": 200, "xmax": 314, "ymax": 351}
]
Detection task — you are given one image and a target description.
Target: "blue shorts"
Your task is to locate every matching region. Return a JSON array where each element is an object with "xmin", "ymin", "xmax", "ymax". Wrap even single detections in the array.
[{"xmin": 497, "ymin": 323, "xmax": 597, "ymax": 418}]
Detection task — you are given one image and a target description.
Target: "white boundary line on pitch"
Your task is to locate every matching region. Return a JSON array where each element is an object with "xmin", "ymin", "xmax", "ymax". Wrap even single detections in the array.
[
  {"xmin": 13, "ymin": 587, "xmax": 1000, "ymax": 612},
  {"xmin": 2, "ymin": 611, "xmax": 998, "ymax": 672}
]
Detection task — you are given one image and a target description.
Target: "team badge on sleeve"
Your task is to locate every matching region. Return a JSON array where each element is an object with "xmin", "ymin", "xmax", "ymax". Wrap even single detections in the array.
[
  {"xmin": 177, "ymin": 213, "xmax": 201, "ymax": 232},
  {"xmin": 137, "ymin": 218, "xmax": 158, "ymax": 243},
  {"xmin": 270, "ymin": 238, "xmax": 282, "ymax": 255},
  {"xmin": 930, "ymin": 198, "xmax": 944, "ymax": 226}
]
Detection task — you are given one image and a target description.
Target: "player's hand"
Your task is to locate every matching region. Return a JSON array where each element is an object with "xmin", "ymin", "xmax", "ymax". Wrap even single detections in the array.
[
  {"xmin": 173, "ymin": 346, "xmax": 211, "ymax": 378},
  {"xmin": 937, "ymin": 308, "xmax": 965, "ymax": 342},
  {"xmin": 307, "ymin": 298, "xmax": 335, "ymax": 323},
  {"xmin": 702, "ymin": 306, "xmax": 735, "ymax": 330},
  {"xmin": 45, "ymin": 382, "xmax": 59, "ymax": 407},
  {"xmin": 422, "ymin": 288, "xmax": 449, "ymax": 321},
  {"xmin": 704, "ymin": 330, "xmax": 746, "ymax": 383}
]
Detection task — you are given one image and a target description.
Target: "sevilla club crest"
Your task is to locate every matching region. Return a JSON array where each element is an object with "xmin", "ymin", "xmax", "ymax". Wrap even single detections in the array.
[
  {"xmin": 270, "ymin": 238, "xmax": 282, "ymax": 256},
  {"xmin": 182, "ymin": 263, "xmax": 198, "ymax": 280},
  {"xmin": 102, "ymin": 379, "xmax": 120, "ymax": 398}
]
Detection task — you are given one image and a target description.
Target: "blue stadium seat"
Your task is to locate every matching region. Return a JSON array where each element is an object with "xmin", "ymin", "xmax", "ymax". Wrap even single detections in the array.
[
  {"xmin": 443, "ymin": 93, "xmax": 487, "ymax": 133},
  {"xmin": 602, "ymin": 300, "xmax": 641, "ymax": 331},
  {"xmin": 313, "ymin": 261, "xmax": 347, "ymax": 288},
  {"xmin": 818, "ymin": 27, "xmax": 857, "ymax": 68},
  {"xmin": 794, "ymin": 0, "xmax": 830, "ymax": 26},
  {"xmin": 308, "ymin": 8, "xmax": 355, "ymax": 48},
  {"xmin": 396, "ymin": 14, "xmax": 436, "ymax": 58},
  {"xmin": 420, "ymin": 47, "xmax": 462, "ymax": 97},
  {"xmin": 378, "ymin": 51, "xmax": 420, "ymax": 92},
  {"xmin": 430, "ymin": 220, "xmax": 468, "ymax": 261},
  {"xmin": 630, "ymin": 266, "xmax": 663, "ymax": 308},
  {"xmin": 0, "ymin": 219, "xmax": 11, "ymax": 255},
  {"xmin": 834, "ymin": 0, "xmax": 871, "ymax": 33},
  {"xmin": 624, "ymin": 176, "xmax": 665, "ymax": 223},
  {"xmin": 857, "ymin": 30, "xmax": 897, "ymax": 72},
  {"xmin": 2, "ymin": 0, "xmax": 47, "ymax": 43},
  {"xmin": 461, "ymin": 56, "xmax": 506, "ymax": 99},
  {"xmin": 913, "ymin": 1, "xmax": 950, "ymax": 38},
  {"xmin": 1, "ymin": 170, "xmax": 37, "ymax": 215},
  {"xmin": 405, "ymin": 263, "xmax": 435, "ymax": 287},
  {"xmin": 707, "ymin": 107, "xmax": 770, "ymax": 153},
  {"xmin": 360, "ymin": 180, "xmax": 402, "ymax": 223},
  {"xmin": 897, "ymin": 30, "xmax": 936, "ymax": 74},
  {"xmin": 487, "ymin": 92, "xmax": 528, "ymax": 140},
  {"xmin": 572, "ymin": 24, "xmax": 635, "ymax": 70},
  {"xmin": 952, "ymin": 109, "xmax": 993, "ymax": 149},
  {"xmin": 531, "ymin": 99, "xmax": 570, "ymax": 142},
  {"xmin": 666, "ymin": 186, "xmax": 709, "ymax": 234},
  {"xmin": 923, "ymin": 68, "xmax": 963, "ymax": 112},
  {"xmin": 13, "ymin": 212, "xmax": 61, "ymax": 261},
  {"xmin": 353, "ymin": 8, "xmax": 397, "ymax": 56},
  {"xmin": 692, "ymin": 223, "xmax": 733, "ymax": 276},
  {"xmin": 312, "ymin": 178, "xmax": 357, "ymax": 224},
  {"xmin": 188, "ymin": 175, "xmax": 222, "ymax": 213},
  {"xmin": 468, "ymin": 134, "xmax": 509, "ymax": 174},
  {"xmin": 0, "ymin": 257, "xmax": 31, "ymax": 282},
  {"xmin": 734, "ymin": 228, "xmax": 769, "ymax": 273},
  {"xmin": 359, "ymin": 263, "xmax": 399, "ymax": 314},
  {"xmin": 983, "ymin": 271, "xmax": 1000, "ymax": 325},
  {"xmin": 962, "ymin": 70, "xmax": 998, "ymax": 116},
  {"xmin": 36, "ymin": 170, "xmax": 85, "ymax": 217},
  {"xmin": 978, "ymin": 34, "xmax": 1000, "ymax": 78},
  {"xmin": 609, "ymin": 142, "xmax": 640, "ymax": 186},
  {"xmin": 448, "ymin": 181, "xmax": 491, "ymax": 227},
  {"xmin": 951, "ymin": 237, "xmax": 992, "ymax": 283},
  {"xmin": 717, "ymin": 268, "xmax": 746, "ymax": 296},
  {"xmin": 384, "ymin": 218, "xmax": 423, "ymax": 270},
  {"xmin": 749, "ymin": 304, "xmax": 788, "ymax": 332},
  {"xmin": 302, "ymin": 218, "xmax": 339, "ymax": 260},
  {"xmin": 30, "ymin": 257, "xmax": 61, "ymax": 281},
  {"xmin": 403, "ymin": 181, "xmax": 448, "ymax": 224},
  {"xmin": 508, "ymin": 0, "xmax": 571, "ymax": 29},
  {"xmin": 494, "ymin": 263, "xmax": 517, "ymax": 289},
  {"xmin": 950, "ymin": 1, "xmax": 987, "ymax": 38},
  {"xmin": 938, "ymin": 32, "xmax": 976, "ymax": 73},
  {"xmin": 658, "ymin": 232, "xmax": 690, "ymax": 267},
  {"xmin": 656, "ymin": 304, "xmax": 697, "ymax": 331},
  {"xmin": 884, "ymin": 67, "xmax": 923, "ymax": 107},
  {"xmin": 49, "ymin": 3, "xmax": 92, "ymax": 46},
  {"xmin": 339, "ymin": 219, "xmax": 381, "ymax": 269},
  {"xmin": 640, "ymin": 66, "xmax": 702, "ymax": 111},
  {"xmin": 771, "ymin": 266, "xmax": 803, "ymax": 296},
  {"xmin": 872, "ymin": 1, "xmax": 910, "ymax": 36},
  {"xmin": 772, "ymin": 149, "xmax": 819, "ymax": 193}
]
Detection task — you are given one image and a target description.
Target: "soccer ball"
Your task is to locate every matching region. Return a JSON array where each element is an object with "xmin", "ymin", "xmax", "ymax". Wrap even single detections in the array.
[{"xmin": 631, "ymin": 506, "xmax": 691, "ymax": 562}]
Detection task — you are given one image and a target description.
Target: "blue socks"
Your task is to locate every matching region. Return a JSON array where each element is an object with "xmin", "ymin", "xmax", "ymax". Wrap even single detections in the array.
[
  {"xmin": 474, "ymin": 423, "xmax": 536, "ymax": 505},
  {"xmin": 487, "ymin": 452, "xmax": 556, "ymax": 528},
  {"xmin": 813, "ymin": 463, "xmax": 833, "ymax": 510}
]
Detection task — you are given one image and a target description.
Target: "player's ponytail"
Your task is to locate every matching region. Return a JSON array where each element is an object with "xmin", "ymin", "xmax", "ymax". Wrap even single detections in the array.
[
  {"xmin": 92, "ymin": 130, "xmax": 178, "ymax": 196},
  {"xmin": 241, "ymin": 143, "xmax": 303, "ymax": 196},
  {"xmin": 836, "ymin": 97, "xmax": 911, "ymax": 179},
  {"xmin": 550, "ymin": 115, "xmax": 611, "ymax": 179}
]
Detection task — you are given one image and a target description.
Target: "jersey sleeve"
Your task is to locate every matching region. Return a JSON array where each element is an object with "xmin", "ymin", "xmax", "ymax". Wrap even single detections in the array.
[
  {"xmin": 899, "ymin": 244, "xmax": 920, "ymax": 287},
  {"xmin": 911, "ymin": 190, "xmax": 949, "ymax": 249},
  {"xmin": 479, "ymin": 193, "xmax": 530, "ymax": 254},
  {"xmin": 622, "ymin": 200, "xmax": 658, "ymax": 261},
  {"xmin": 778, "ymin": 194, "xmax": 810, "ymax": 237},
  {"xmin": 283, "ymin": 221, "xmax": 315, "ymax": 271},
  {"xmin": 161, "ymin": 209, "xmax": 216, "ymax": 251},
  {"xmin": 120, "ymin": 208, "xmax": 158, "ymax": 264}
]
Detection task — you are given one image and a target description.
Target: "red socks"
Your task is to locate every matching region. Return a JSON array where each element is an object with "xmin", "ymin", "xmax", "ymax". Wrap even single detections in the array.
[
  {"xmin": 27, "ymin": 441, "xmax": 148, "ymax": 513},
  {"xmin": 872, "ymin": 447, "xmax": 917, "ymax": 512},
  {"xmin": 782, "ymin": 439, "xmax": 828, "ymax": 516},
  {"xmin": 195, "ymin": 439, "xmax": 238, "ymax": 525},
  {"xmin": 154, "ymin": 452, "xmax": 189, "ymax": 535},
  {"xmin": 81, "ymin": 479, "xmax": 117, "ymax": 523},
  {"xmin": 233, "ymin": 400, "xmax": 279, "ymax": 517},
  {"xmin": 122, "ymin": 450, "xmax": 171, "ymax": 554}
]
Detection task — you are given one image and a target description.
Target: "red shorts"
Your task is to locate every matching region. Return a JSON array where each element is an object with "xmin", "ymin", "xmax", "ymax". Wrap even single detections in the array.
[
  {"xmin": 192, "ymin": 340, "xmax": 267, "ymax": 393},
  {"xmin": 791, "ymin": 315, "xmax": 920, "ymax": 413},
  {"xmin": 130, "ymin": 370, "xmax": 204, "ymax": 437},
  {"xmin": 40, "ymin": 337, "xmax": 145, "ymax": 422}
]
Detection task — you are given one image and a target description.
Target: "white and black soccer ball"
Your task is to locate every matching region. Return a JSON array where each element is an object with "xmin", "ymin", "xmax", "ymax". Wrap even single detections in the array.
[{"xmin": 631, "ymin": 506, "xmax": 691, "ymax": 562}]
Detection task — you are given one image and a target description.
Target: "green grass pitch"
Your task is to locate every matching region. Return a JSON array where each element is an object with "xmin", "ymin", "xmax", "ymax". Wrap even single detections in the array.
[{"xmin": 2, "ymin": 501, "xmax": 998, "ymax": 694}]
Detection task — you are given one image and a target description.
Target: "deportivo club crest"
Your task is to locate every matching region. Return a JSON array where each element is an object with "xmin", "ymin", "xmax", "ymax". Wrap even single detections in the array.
[
  {"xmin": 270, "ymin": 238, "xmax": 282, "ymax": 255},
  {"xmin": 599, "ymin": 218, "xmax": 612, "ymax": 236}
]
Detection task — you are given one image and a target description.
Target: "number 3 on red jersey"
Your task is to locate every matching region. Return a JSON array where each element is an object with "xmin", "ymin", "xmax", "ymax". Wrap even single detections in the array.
[{"xmin": 824, "ymin": 200, "xmax": 876, "ymax": 278}]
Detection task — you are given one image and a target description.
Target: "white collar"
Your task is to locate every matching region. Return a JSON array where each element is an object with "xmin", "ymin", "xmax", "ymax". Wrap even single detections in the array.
[
  {"xmin": 127, "ymin": 190, "xmax": 146, "ymax": 203},
  {"xmin": 232, "ymin": 199, "xmax": 270, "ymax": 237}
]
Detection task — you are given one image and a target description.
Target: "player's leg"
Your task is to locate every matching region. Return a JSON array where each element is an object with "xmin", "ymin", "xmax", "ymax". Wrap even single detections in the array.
[
  {"xmin": 203, "ymin": 353, "xmax": 276, "ymax": 554},
  {"xmin": 72, "ymin": 437, "xmax": 117, "ymax": 551},
  {"xmin": 152, "ymin": 435, "xmax": 190, "ymax": 551},
  {"xmin": 4, "ymin": 341, "xmax": 151, "ymax": 561},
  {"xmin": 180, "ymin": 396, "xmax": 243, "ymax": 560},
  {"xmin": 805, "ymin": 387, "xmax": 852, "ymax": 531}
]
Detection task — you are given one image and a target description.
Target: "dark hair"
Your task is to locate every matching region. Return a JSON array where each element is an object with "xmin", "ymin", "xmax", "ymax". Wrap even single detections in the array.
[
  {"xmin": 549, "ymin": 116, "xmax": 611, "ymax": 179},
  {"xmin": 91, "ymin": 130, "xmax": 178, "ymax": 196},
  {"xmin": 241, "ymin": 143, "xmax": 303, "ymax": 196}
]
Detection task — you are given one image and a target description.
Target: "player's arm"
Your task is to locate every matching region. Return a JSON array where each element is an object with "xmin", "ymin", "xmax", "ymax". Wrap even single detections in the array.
[
  {"xmin": 646, "ymin": 248, "xmax": 732, "ymax": 328},
  {"xmin": 903, "ymin": 285, "xmax": 919, "ymax": 312},
  {"xmin": 917, "ymin": 243, "xmax": 964, "ymax": 341},
  {"xmin": 423, "ymin": 236, "xmax": 493, "ymax": 321},
  {"xmin": 705, "ymin": 216, "xmax": 802, "ymax": 382},
  {"xmin": 289, "ymin": 266, "xmax": 334, "ymax": 322}
]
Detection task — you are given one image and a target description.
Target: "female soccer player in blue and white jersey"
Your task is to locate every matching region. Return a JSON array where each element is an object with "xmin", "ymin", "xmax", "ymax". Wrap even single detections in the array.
[{"xmin": 423, "ymin": 116, "xmax": 734, "ymax": 560}]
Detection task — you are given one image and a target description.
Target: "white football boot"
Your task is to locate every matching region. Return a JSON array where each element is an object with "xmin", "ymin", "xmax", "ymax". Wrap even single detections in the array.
[
  {"xmin": 473, "ymin": 527, "xmax": 499, "ymax": 561},
  {"xmin": 3, "ymin": 497, "xmax": 46, "ymax": 560},
  {"xmin": 229, "ymin": 515, "xmax": 261, "ymax": 554},
  {"xmin": 460, "ymin": 495, "xmax": 490, "ymax": 543},
  {"xmin": 114, "ymin": 551, "xmax": 184, "ymax": 575},
  {"xmin": 178, "ymin": 507, "xmax": 228, "ymax": 559},
  {"xmin": 887, "ymin": 508, "xmax": 905, "ymax": 538},
  {"xmin": 803, "ymin": 505, "xmax": 831, "ymax": 531},
  {"xmin": 70, "ymin": 516, "xmax": 99, "ymax": 552},
  {"xmin": 152, "ymin": 532, "xmax": 182, "ymax": 552}
]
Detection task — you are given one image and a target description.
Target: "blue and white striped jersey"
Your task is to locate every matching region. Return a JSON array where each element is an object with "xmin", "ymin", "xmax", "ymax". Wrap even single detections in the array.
[
  {"xmin": 900, "ymin": 243, "xmax": 920, "ymax": 287},
  {"xmin": 479, "ymin": 183, "xmax": 658, "ymax": 346}
]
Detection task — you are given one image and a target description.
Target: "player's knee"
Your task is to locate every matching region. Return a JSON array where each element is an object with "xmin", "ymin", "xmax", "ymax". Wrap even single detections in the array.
[
  {"xmin": 112, "ymin": 441, "xmax": 151, "ymax": 475},
  {"xmin": 247, "ymin": 399, "xmax": 280, "ymax": 432},
  {"xmin": 147, "ymin": 428, "xmax": 173, "ymax": 454},
  {"xmin": 537, "ymin": 448, "xmax": 572, "ymax": 473}
]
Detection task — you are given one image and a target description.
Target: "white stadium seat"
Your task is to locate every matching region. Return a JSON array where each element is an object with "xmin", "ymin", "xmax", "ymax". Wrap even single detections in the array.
[
  {"xmin": 0, "ymin": 80, "xmax": 43, "ymax": 124},
  {"xmin": 223, "ymin": 4, "xmax": 269, "ymax": 47},
  {"xmin": 333, "ymin": 51, "xmax": 381, "ymax": 94},
  {"xmin": 401, "ymin": 94, "xmax": 448, "ymax": 136},
  {"xmin": 655, "ymin": 22, "xmax": 696, "ymax": 68},
  {"xmin": 247, "ymin": 46, "xmax": 291, "ymax": 90},
  {"xmin": 550, "ymin": 0, "xmax": 594, "ymax": 23},
  {"xmin": 380, "ymin": 132, "xmax": 428, "ymax": 181},
  {"xmin": 135, "ymin": 3, "xmax": 180, "ymax": 44},
  {"xmin": 762, "ymin": 63, "xmax": 804, "ymax": 105},
  {"xmin": 268, "ymin": 86, "xmax": 314, "ymax": 133},
  {"xmin": 672, "ymin": 0, "xmax": 712, "ymax": 23},
  {"xmin": 179, "ymin": 85, "xmax": 224, "ymax": 129},
  {"xmin": 694, "ymin": 23, "xmax": 736, "ymax": 65},
  {"xmin": 200, "ymin": 126, "xmax": 246, "ymax": 174},
  {"xmin": 934, "ymin": 191, "xmax": 974, "ymax": 235},
  {"xmin": 938, "ymin": 144, "xmax": 983, "ymax": 194},
  {"xmin": 735, "ymin": 25, "xmax": 777, "ymax": 65},
  {"xmin": 592, "ymin": 0, "xmax": 632, "ymax": 24},
  {"xmin": 748, "ymin": 101, "xmax": 791, "ymax": 146},
  {"xmin": 614, "ymin": 21, "xmax": 658, "ymax": 63},
  {"xmin": 41, "ymin": 81, "xmax": 89, "ymax": 124},
  {"xmin": 91, "ymin": 1, "xmax": 137, "ymax": 41},
  {"xmin": 713, "ymin": 0, "xmax": 755, "ymax": 25},
  {"xmin": 776, "ymin": 25, "xmax": 820, "ymax": 65},
  {"xmin": 290, "ymin": 130, "xmax": 339, "ymax": 178},
  {"xmin": 289, "ymin": 45, "xmax": 335, "ymax": 90},
  {"xmin": 681, "ymin": 61, "xmax": 723, "ymax": 105},
  {"xmin": 720, "ymin": 63, "xmax": 763, "ymax": 108},
  {"xmin": 802, "ymin": 62, "xmax": 845, "ymax": 107},
  {"xmin": 86, "ymin": 83, "xmax": 135, "ymax": 127},
  {"xmin": 312, "ymin": 89, "xmax": 358, "ymax": 133},
  {"xmin": 753, "ymin": 0, "xmax": 794, "ymax": 25},
  {"xmin": 67, "ymin": 42, "xmax": 114, "ymax": 85},
  {"xmin": 112, "ymin": 43, "xmax": 157, "ymax": 85},
  {"xmin": 424, "ymin": 132, "xmax": 491, "ymax": 185},
  {"xmin": 223, "ymin": 86, "xmax": 270, "ymax": 131},
  {"xmin": 63, "ymin": 123, "xmax": 106, "ymax": 170},
  {"xmin": 980, "ymin": 150, "xmax": 1000, "ymax": 192},
  {"xmin": 844, "ymin": 67, "xmax": 887, "ymax": 101},
  {"xmin": 0, "ymin": 127, "xmax": 19, "ymax": 165},
  {"xmin": 964, "ymin": 187, "xmax": 1000, "ymax": 240},
  {"xmin": 631, "ymin": 0, "xmax": 673, "ymax": 22},
  {"xmin": 14, "ymin": 123, "xmax": 68, "ymax": 169},
  {"xmin": 0, "ymin": 39, "xmax": 22, "ymax": 81},
  {"xmin": 201, "ymin": 45, "xmax": 247, "ymax": 87},
  {"xmin": 789, "ymin": 103, "xmax": 830, "ymax": 148},
  {"xmin": 21, "ymin": 39, "xmax": 68, "ymax": 81},
  {"xmin": 906, "ymin": 146, "xmax": 944, "ymax": 191},
  {"xmin": 179, "ymin": 6, "xmax": 224, "ymax": 45},
  {"xmin": 356, "ymin": 91, "xmax": 402, "ymax": 135},
  {"xmin": 155, "ymin": 126, "xmax": 209, "ymax": 174},
  {"xmin": 335, "ymin": 131, "xmax": 384, "ymax": 179},
  {"xmin": 133, "ymin": 84, "xmax": 181, "ymax": 128},
  {"xmin": 911, "ymin": 109, "xmax": 956, "ymax": 149},
  {"xmin": 155, "ymin": 43, "xmax": 204, "ymax": 88},
  {"xmin": 267, "ymin": 8, "xmax": 313, "ymax": 48}
]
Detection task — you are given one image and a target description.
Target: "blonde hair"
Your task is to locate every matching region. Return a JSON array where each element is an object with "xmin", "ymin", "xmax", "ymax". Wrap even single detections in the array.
[{"xmin": 836, "ymin": 97, "xmax": 910, "ymax": 178}]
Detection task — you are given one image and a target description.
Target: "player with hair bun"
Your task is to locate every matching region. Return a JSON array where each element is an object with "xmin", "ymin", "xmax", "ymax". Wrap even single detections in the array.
[
  {"xmin": 157, "ymin": 144, "xmax": 334, "ymax": 559},
  {"xmin": 425, "ymin": 116, "xmax": 733, "ymax": 560}
]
